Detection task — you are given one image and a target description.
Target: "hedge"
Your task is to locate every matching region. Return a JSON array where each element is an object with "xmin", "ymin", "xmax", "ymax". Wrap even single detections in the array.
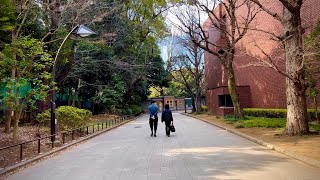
[
  {"xmin": 129, "ymin": 105, "xmax": 144, "ymax": 115},
  {"xmin": 243, "ymin": 108, "xmax": 320, "ymax": 121},
  {"xmin": 36, "ymin": 106, "xmax": 92, "ymax": 131}
]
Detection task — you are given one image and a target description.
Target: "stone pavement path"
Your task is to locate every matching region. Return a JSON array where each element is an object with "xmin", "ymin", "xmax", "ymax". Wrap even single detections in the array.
[{"xmin": 5, "ymin": 113, "xmax": 320, "ymax": 180}]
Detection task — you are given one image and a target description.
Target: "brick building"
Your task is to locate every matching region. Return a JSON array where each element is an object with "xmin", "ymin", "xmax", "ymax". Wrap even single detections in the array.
[{"xmin": 204, "ymin": 0, "xmax": 320, "ymax": 116}]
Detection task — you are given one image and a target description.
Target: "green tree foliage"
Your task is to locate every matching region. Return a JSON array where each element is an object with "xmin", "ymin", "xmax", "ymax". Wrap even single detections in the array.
[
  {"xmin": 57, "ymin": 0, "xmax": 170, "ymax": 114},
  {"xmin": 0, "ymin": 0, "xmax": 15, "ymax": 30},
  {"xmin": 0, "ymin": 36, "xmax": 53, "ymax": 142},
  {"xmin": 0, "ymin": 0, "xmax": 170, "ymax": 142},
  {"xmin": 95, "ymin": 74, "xmax": 126, "ymax": 110}
]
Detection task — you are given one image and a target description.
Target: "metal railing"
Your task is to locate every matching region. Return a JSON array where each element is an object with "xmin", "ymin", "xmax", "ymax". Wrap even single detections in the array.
[{"xmin": 0, "ymin": 116, "xmax": 130, "ymax": 168}]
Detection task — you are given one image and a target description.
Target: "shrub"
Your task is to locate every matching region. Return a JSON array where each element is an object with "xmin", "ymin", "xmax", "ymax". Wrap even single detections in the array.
[
  {"xmin": 126, "ymin": 108, "xmax": 133, "ymax": 115},
  {"xmin": 243, "ymin": 108, "xmax": 287, "ymax": 118},
  {"xmin": 310, "ymin": 123, "xmax": 320, "ymax": 131},
  {"xmin": 35, "ymin": 110, "xmax": 50, "ymax": 125},
  {"xmin": 235, "ymin": 123, "xmax": 244, "ymax": 128},
  {"xmin": 35, "ymin": 106, "xmax": 92, "ymax": 131},
  {"xmin": 307, "ymin": 109, "xmax": 320, "ymax": 121},
  {"xmin": 202, "ymin": 105, "xmax": 208, "ymax": 112},
  {"xmin": 57, "ymin": 106, "xmax": 92, "ymax": 130},
  {"xmin": 244, "ymin": 108, "xmax": 320, "ymax": 121},
  {"xmin": 130, "ymin": 105, "xmax": 143, "ymax": 115}
]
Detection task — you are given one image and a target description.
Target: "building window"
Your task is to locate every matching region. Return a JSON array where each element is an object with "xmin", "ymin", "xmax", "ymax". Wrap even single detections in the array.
[{"xmin": 219, "ymin": 95, "xmax": 233, "ymax": 107}]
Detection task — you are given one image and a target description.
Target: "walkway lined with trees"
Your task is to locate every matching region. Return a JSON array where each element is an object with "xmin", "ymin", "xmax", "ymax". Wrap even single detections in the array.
[{"xmin": 6, "ymin": 113, "xmax": 320, "ymax": 180}]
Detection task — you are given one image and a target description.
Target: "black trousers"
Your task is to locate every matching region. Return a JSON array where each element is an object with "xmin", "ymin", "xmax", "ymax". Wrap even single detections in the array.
[
  {"xmin": 149, "ymin": 117, "xmax": 158, "ymax": 133},
  {"xmin": 165, "ymin": 121, "xmax": 171, "ymax": 136}
]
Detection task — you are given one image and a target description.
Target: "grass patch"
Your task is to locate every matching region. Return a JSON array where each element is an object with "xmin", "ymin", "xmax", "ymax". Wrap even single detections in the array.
[
  {"xmin": 241, "ymin": 118, "xmax": 286, "ymax": 128},
  {"xmin": 224, "ymin": 115, "xmax": 286, "ymax": 128},
  {"xmin": 224, "ymin": 115, "xmax": 320, "ymax": 131}
]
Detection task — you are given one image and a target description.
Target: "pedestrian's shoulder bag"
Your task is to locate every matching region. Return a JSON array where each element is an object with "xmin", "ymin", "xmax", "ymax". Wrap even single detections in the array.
[{"xmin": 170, "ymin": 122, "xmax": 175, "ymax": 132}]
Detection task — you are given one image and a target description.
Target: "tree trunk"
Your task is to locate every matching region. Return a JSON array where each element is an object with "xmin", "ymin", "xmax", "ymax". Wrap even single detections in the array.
[
  {"xmin": 12, "ymin": 89, "xmax": 21, "ymax": 143},
  {"xmin": 314, "ymin": 96, "xmax": 319, "ymax": 124},
  {"xmin": 195, "ymin": 74, "xmax": 202, "ymax": 113},
  {"xmin": 72, "ymin": 88, "xmax": 76, "ymax": 107},
  {"xmin": 12, "ymin": 109, "xmax": 21, "ymax": 143},
  {"xmin": 227, "ymin": 64, "xmax": 244, "ymax": 118},
  {"xmin": 191, "ymin": 97, "xmax": 196, "ymax": 112},
  {"xmin": 283, "ymin": 4, "xmax": 309, "ymax": 135},
  {"xmin": 77, "ymin": 79, "xmax": 81, "ymax": 108},
  {"xmin": 4, "ymin": 109, "xmax": 12, "ymax": 133},
  {"xmin": 5, "ymin": 31, "xmax": 17, "ymax": 133}
]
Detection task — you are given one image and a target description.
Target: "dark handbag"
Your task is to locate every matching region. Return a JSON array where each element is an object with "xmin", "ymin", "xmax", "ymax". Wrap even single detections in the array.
[{"xmin": 170, "ymin": 123, "xmax": 175, "ymax": 132}]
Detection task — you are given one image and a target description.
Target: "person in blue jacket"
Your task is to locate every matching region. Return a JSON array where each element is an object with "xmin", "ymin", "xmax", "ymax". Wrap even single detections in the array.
[{"xmin": 148, "ymin": 101, "xmax": 159, "ymax": 137}]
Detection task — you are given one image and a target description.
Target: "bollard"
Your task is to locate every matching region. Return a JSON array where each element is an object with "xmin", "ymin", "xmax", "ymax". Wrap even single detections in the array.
[
  {"xmin": 86, "ymin": 126, "xmax": 89, "ymax": 135},
  {"xmin": 62, "ymin": 133, "xmax": 66, "ymax": 144},
  {"xmin": 20, "ymin": 144, "xmax": 23, "ymax": 161},
  {"xmin": 72, "ymin": 130, "xmax": 75, "ymax": 140},
  {"xmin": 38, "ymin": 138, "xmax": 41, "ymax": 154}
]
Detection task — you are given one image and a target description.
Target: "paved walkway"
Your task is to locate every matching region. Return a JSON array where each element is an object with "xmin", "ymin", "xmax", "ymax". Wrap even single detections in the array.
[{"xmin": 5, "ymin": 113, "xmax": 320, "ymax": 180}]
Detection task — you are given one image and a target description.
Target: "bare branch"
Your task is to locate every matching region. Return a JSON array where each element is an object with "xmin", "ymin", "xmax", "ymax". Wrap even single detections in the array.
[{"xmin": 250, "ymin": 0, "xmax": 282, "ymax": 21}]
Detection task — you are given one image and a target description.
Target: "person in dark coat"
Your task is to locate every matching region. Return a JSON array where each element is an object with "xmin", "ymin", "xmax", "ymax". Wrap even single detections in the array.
[{"xmin": 161, "ymin": 104, "xmax": 173, "ymax": 137}]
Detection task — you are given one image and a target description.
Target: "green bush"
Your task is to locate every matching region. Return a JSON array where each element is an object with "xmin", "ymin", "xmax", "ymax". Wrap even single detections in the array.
[
  {"xmin": 244, "ymin": 108, "xmax": 287, "ymax": 118},
  {"xmin": 307, "ymin": 109, "xmax": 320, "ymax": 121},
  {"xmin": 310, "ymin": 123, "xmax": 320, "ymax": 131},
  {"xmin": 235, "ymin": 123, "xmax": 245, "ymax": 128},
  {"xmin": 202, "ymin": 105, "xmax": 208, "ymax": 112},
  {"xmin": 57, "ymin": 106, "xmax": 92, "ymax": 130},
  {"xmin": 130, "ymin": 105, "xmax": 143, "ymax": 115},
  {"xmin": 35, "ymin": 110, "xmax": 51, "ymax": 125},
  {"xmin": 35, "ymin": 106, "xmax": 92, "ymax": 131},
  {"xmin": 244, "ymin": 108, "xmax": 320, "ymax": 121},
  {"xmin": 126, "ymin": 108, "xmax": 133, "ymax": 115}
]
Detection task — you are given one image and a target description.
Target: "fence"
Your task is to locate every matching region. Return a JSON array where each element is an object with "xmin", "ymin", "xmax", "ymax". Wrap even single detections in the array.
[{"xmin": 0, "ymin": 116, "xmax": 130, "ymax": 168}]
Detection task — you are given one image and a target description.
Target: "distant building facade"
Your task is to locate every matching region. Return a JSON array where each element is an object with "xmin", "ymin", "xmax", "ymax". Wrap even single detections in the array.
[{"xmin": 149, "ymin": 96, "xmax": 186, "ymax": 111}]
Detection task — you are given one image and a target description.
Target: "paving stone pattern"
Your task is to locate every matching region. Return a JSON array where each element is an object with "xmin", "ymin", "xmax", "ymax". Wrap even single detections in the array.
[{"xmin": 5, "ymin": 113, "xmax": 320, "ymax": 180}]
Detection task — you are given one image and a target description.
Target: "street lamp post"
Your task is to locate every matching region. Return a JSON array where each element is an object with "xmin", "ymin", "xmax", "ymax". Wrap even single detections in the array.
[{"xmin": 50, "ymin": 24, "xmax": 96, "ymax": 144}]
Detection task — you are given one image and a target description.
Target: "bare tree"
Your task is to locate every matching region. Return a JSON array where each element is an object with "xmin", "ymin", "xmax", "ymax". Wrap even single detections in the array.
[
  {"xmin": 172, "ymin": 0, "xmax": 259, "ymax": 118},
  {"xmin": 168, "ymin": 35, "xmax": 204, "ymax": 113},
  {"xmin": 249, "ymin": 0, "xmax": 310, "ymax": 135}
]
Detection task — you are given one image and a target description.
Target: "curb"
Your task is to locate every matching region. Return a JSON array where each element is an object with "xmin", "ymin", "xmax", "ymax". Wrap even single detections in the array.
[
  {"xmin": 0, "ymin": 115, "xmax": 142, "ymax": 177},
  {"xmin": 182, "ymin": 113, "xmax": 320, "ymax": 168}
]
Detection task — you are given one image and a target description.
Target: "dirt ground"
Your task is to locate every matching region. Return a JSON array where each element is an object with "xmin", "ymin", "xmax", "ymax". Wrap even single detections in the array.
[{"xmin": 189, "ymin": 113, "xmax": 320, "ymax": 161}]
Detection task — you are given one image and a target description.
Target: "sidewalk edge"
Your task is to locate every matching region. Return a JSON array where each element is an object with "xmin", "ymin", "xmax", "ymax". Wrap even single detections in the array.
[{"xmin": 182, "ymin": 113, "xmax": 320, "ymax": 168}]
